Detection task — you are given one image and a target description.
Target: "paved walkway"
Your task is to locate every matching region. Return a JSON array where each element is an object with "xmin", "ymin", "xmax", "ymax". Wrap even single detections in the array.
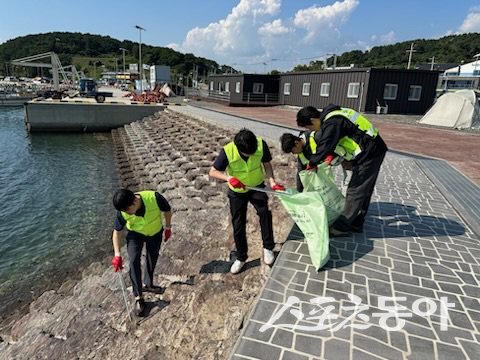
[{"xmin": 169, "ymin": 104, "xmax": 480, "ymax": 360}]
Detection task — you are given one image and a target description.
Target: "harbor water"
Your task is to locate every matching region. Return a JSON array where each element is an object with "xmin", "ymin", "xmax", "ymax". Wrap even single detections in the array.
[{"xmin": 0, "ymin": 107, "xmax": 118, "ymax": 326}]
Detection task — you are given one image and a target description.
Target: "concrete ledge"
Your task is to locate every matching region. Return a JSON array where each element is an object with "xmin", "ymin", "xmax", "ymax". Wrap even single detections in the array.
[{"xmin": 25, "ymin": 101, "xmax": 165, "ymax": 132}]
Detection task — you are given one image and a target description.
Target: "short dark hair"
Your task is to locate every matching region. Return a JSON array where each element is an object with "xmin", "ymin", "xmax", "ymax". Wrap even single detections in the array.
[
  {"xmin": 280, "ymin": 133, "xmax": 300, "ymax": 153},
  {"xmin": 296, "ymin": 106, "xmax": 321, "ymax": 127},
  {"xmin": 113, "ymin": 189, "xmax": 136, "ymax": 211},
  {"xmin": 234, "ymin": 128, "xmax": 257, "ymax": 154}
]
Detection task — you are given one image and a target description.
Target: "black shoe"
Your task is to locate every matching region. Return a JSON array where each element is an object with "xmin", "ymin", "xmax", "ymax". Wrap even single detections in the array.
[
  {"xmin": 350, "ymin": 224, "xmax": 364, "ymax": 233},
  {"xmin": 134, "ymin": 298, "xmax": 146, "ymax": 317},
  {"xmin": 143, "ymin": 285, "xmax": 165, "ymax": 294},
  {"xmin": 329, "ymin": 227, "xmax": 349, "ymax": 237}
]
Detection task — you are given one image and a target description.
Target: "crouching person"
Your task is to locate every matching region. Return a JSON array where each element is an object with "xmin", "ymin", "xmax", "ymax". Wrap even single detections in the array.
[
  {"xmin": 111, "ymin": 189, "xmax": 172, "ymax": 317},
  {"xmin": 209, "ymin": 128, "xmax": 285, "ymax": 274}
]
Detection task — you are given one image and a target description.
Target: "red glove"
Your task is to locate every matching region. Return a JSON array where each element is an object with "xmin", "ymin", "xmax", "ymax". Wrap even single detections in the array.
[
  {"xmin": 112, "ymin": 256, "xmax": 123, "ymax": 272},
  {"xmin": 324, "ymin": 154, "xmax": 335, "ymax": 165},
  {"xmin": 228, "ymin": 177, "xmax": 245, "ymax": 189},
  {"xmin": 305, "ymin": 164, "xmax": 317, "ymax": 171},
  {"xmin": 164, "ymin": 228, "xmax": 172, "ymax": 241},
  {"xmin": 272, "ymin": 183, "xmax": 286, "ymax": 191}
]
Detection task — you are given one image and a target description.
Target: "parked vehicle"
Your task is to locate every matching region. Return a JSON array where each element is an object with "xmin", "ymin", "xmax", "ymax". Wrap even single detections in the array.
[
  {"xmin": 79, "ymin": 78, "xmax": 97, "ymax": 94},
  {"xmin": 78, "ymin": 78, "xmax": 112, "ymax": 103}
]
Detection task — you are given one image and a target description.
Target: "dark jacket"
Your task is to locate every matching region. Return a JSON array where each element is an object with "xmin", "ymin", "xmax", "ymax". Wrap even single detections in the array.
[{"xmin": 309, "ymin": 104, "xmax": 388, "ymax": 166}]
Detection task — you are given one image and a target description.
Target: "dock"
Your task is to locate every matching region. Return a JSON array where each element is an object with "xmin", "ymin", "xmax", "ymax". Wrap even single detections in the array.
[{"xmin": 24, "ymin": 88, "xmax": 165, "ymax": 132}]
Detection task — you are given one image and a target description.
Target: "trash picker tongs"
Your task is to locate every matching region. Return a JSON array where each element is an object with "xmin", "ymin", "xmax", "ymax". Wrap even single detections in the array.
[
  {"xmin": 118, "ymin": 272, "xmax": 133, "ymax": 322},
  {"xmin": 245, "ymin": 186, "xmax": 294, "ymax": 196}
]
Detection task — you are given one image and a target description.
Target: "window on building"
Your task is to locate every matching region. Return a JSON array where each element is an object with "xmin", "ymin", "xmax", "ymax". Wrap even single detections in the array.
[
  {"xmin": 235, "ymin": 82, "xmax": 241, "ymax": 93},
  {"xmin": 408, "ymin": 85, "xmax": 422, "ymax": 101},
  {"xmin": 253, "ymin": 82, "xmax": 264, "ymax": 94},
  {"xmin": 210, "ymin": 81, "xmax": 214, "ymax": 91},
  {"xmin": 474, "ymin": 70, "xmax": 480, "ymax": 76},
  {"xmin": 320, "ymin": 83, "xmax": 330, "ymax": 97},
  {"xmin": 384, "ymin": 83, "xmax": 398, "ymax": 100},
  {"xmin": 302, "ymin": 83, "xmax": 311, "ymax": 96},
  {"xmin": 218, "ymin": 81, "xmax": 225, "ymax": 92},
  {"xmin": 347, "ymin": 82, "xmax": 360, "ymax": 98},
  {"xmin": 225, "ymin": 82, "xmax": 230, "ymax": 93},
  {"xmin": 284, "ymin": 82, "xmax": 291, "ymax": 95}
]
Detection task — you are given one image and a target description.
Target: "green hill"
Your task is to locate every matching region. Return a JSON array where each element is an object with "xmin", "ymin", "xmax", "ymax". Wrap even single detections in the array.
[
  {"xmin": 0, "ymin": 32, "xmax": 221, "ymax": 81},
  {"xmin": 3, "ymin": 32, "xmax": 480, "ymax": 77},
  {"xmin": 293, "ymin": 33, "xmax": 480, "ymax": 71}
]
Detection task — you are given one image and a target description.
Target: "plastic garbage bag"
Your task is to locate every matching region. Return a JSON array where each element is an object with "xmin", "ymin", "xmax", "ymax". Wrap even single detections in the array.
[
  {"xmin": 279, "ymin": 190, "xmax": 330, "ymax": 270},
  {"xmin": 277, "ymin": 163, "xmax": 345, "ymax": 270},
  {"xmin": 299, "ymin": 163, "xmax": 345, "ymax": 226}
]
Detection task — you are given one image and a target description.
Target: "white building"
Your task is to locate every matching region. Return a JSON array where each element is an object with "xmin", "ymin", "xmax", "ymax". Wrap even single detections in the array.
[{"xmin": 439, "ymin": 55, "xmax": 480, "ymax": 92}]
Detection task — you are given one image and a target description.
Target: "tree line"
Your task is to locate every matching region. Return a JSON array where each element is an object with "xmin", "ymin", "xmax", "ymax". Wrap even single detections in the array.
[
  {"xmin": 0, "ymin": 32, "xmax": 221, "ymax": 82},
  {"xmin": 293, "ymin": 33, "xmax": 480, "ymax": 72}
]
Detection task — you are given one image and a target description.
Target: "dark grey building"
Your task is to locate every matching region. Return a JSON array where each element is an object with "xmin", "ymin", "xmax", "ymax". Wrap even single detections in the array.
[
  {"xmin": 280, "ymin": 68, "xmax": 440, "ymax": 114},
  {"xmin": 208, "ymin": 74, "xmax": 280, "ymax": 106},
  {"xmin": 208, "ymin": 68, "xmax": 440, "ymax": 114}
]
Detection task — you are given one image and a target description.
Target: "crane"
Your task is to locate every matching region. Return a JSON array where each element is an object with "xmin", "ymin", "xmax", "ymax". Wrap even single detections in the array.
[{"xmin": 10, "ymin": 52, "xmax": 71, "ymax": 91}]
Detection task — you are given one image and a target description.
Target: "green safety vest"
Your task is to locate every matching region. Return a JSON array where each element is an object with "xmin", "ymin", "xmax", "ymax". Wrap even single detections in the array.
[
  {"xmin": 297, "ymin": 132, "xmax": 317, "ymax": 165},
  {"xmin": 121, "ymin": 191, "xmax": 163, "ymax": 236},
  {"xmin": 224, "ymin": 137, "xmax": 264, "ymax": 193},
  {"xmin": 324, "ymin": 108, "xmax": 379, "ymax": 161}
]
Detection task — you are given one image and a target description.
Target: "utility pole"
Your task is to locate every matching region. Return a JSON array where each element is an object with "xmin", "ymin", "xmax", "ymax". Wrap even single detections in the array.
[
  {"xmin": 135, "ymin": 25, "xmax": 146, "ymax": 93},
  {"xmin": 327, "ymin": 53, "xmax": 337, "ymax": 69},
  {"xmin": 473, "ymin": 53, "xmax": 480, "ymax": 75},
  {"xmin": 406, "ymin": 42, "xmax": 416, "ymax": 70},
  {"xmin": 119, "ymin": 48, "xmax": 128, "ymax": 83},
  {"xmin": 429, "ymin": 56, "xmax": 435, "ymax": 70}
]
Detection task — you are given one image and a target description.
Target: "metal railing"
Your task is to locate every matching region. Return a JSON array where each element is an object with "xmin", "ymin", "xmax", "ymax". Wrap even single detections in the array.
[
  {"xmin": 242, "ymin": 92, "xmax": 279, "ymax": 104},
  {"xmin": 205, "ymin": 90, "xmax": 280, "ymax": 104},
  {"xmin": 207, "ymin": 90, "xmax": 230, "ymax": 102}
]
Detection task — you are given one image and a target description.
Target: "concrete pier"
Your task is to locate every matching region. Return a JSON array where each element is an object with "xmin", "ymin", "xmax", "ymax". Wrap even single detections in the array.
[{"xmin": 25, "ymin": 99, "xmax": 165, "ymax": 132}]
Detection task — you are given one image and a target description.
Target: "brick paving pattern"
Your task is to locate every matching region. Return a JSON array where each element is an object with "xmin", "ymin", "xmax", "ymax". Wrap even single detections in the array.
[{"xmin": 168, "ymin": 104, "xmax": 480, "ymax": 360}]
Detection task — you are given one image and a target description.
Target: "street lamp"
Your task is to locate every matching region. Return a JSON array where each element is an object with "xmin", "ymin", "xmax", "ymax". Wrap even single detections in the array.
[
  {"xmin": 119, "ymin": 48, "xmax": 128, "ymax": 83},
  {"xmin": 135, "ymin": 25, "xmax": 146, "ymax": 93}
]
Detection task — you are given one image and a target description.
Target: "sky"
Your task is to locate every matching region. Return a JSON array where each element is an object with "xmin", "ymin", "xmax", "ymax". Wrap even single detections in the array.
[{"xmin": 1, "ymin": 0, "xmax": 480, "ymax": 72}]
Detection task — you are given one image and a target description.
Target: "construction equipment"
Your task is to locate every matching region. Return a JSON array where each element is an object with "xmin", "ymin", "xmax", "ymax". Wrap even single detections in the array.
[{"xmin": 11, "ymin": 52, "xmax": 70, "ymax": 91}]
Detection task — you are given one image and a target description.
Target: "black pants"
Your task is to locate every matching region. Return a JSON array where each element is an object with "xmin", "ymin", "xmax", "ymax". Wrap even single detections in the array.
[
  {"xmin": 228, "ymin": 189, "xmax": 274, "ymax": 262},
  {"xmin": 126, "ymin": 231, "xmax": 163, "ymax": 297},
  {"xmin": 333, "ymin": 151, "xmax": 386, "ymax": 231}
]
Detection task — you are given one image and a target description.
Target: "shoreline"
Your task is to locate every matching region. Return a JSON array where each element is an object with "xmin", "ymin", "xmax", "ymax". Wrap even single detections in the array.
[
  {"xmin": 0, "ymin": 248, "xmax": 113, "ymax": 337},
  {"xmin": 0, "ymin": 108, "xmax": 296, "ymax": 359}
]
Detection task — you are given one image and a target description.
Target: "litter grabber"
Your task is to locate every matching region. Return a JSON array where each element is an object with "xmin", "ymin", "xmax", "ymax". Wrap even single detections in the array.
[
  {"xmin": 246, "ymin": 186, "xmax": 294, "ymax": 196},
  {"xmin": 118, "ymin": 272, "xmax": 133, "ymax": 322}
]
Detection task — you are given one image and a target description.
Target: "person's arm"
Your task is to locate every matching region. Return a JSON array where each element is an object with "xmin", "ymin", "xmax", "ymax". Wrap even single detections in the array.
[
  {"xmin": 209, "ymin": 149, "xmax": 230, "ymax": 182},
  {"xmin": 296, "ymin": 157, "xmax": 304, "ymax": 192},
  {"xmin": 163, "ymin": 210, "xmax": 172, "ymax": 229},
  {"xmin": 209, "ymin": 166, "xmax": 230, "ymax": 182},
  {"xmin": 263, "ymin": 161, "xmax": 277, "ymax": 188},
  {"xmin": 260, "ymin": 141, "xmax": 280, "ymax": 188},
  {"xmin": 112, "ymin": 229, "xmax": 123, "ymax": 257},
  {"xmin": 309, "ymin": 120, "xmax": 343, "ymax": 166}
]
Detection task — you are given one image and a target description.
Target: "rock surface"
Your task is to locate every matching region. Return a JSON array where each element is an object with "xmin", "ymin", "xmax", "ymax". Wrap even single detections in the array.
[{"xmin": 0, "ymin": 109, "xmax": 296, "ymax": 359}]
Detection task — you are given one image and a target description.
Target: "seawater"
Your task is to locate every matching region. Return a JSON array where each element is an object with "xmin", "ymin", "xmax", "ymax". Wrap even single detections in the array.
[{"xmin": 0, "ymin": 107, "xmax": 118, "ymax": 324}]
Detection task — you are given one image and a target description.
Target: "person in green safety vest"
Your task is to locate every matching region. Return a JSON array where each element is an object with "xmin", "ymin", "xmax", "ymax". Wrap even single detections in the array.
[
  {"xmin": 296, "ymin": 104, "xmax": 388, "ymax": 237},
  {"xmin": 209, "ymin": 128, "xmax": 285, "ymax": 274},
  {"xmin": 111, "ymin": 189, "xmax": 172, "ymax": 317},
  {"xmin": 280, "ymin": 131, "xmax": 340, "ymax": 192}
]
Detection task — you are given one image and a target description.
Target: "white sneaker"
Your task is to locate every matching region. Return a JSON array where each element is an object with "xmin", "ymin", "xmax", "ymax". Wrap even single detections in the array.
[
  {"xmin": 230, "ymin": 260, "xmax": 246, "ymax": 274},
  {"xmin": 263, "ymin": 249, "xmax": 275, "ymax": 265}
]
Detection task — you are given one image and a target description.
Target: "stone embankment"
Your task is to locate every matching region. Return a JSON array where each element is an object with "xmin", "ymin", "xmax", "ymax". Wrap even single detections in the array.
[{"xmin": 0, "ymin": 109, "xmax": 296, "ymax": 359}]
